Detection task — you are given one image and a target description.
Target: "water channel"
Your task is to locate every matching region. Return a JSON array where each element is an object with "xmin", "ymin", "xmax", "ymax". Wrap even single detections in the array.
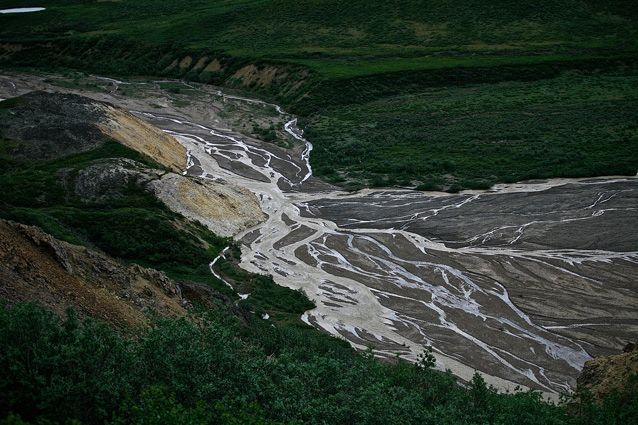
[{"xmin": 2, "ymin": 73, "xmax": 637, "ymax": 396}]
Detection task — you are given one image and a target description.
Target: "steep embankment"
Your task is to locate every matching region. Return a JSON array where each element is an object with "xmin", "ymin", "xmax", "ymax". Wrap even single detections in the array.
[
  {"xmin": 0, "ymin": 218, "xmax": 193, "ymax": 325},
  {"xmin": 0, "ymin": 91, "xmax": 265, "ymax": 237},
  {"xmin": 148, "ymin": 173, "xmax": 264, "ymax": 238},
  {"xmin": 0, "ymin": 90, "xmax": 267, "ymax": 325},
  {"xmin": 98, "ymin": 102, "xmax": 186, "ymax": 173},
  {"xmin": 578, "ymin": 343, "xmax": 638, "ymax": 401},
  {"xmin": 0, "ymin": 91, "xmax": 184, "ymax": 170}
]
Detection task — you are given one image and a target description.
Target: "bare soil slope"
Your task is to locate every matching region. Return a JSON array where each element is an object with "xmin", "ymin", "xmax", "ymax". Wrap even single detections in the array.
[
  {"xmin": 0, "ymin": 91, "xmax": 186, "ymax": 171},
  {"xmin": 1, "ymin": 219, "xmax": 188, "ymax": 326}
]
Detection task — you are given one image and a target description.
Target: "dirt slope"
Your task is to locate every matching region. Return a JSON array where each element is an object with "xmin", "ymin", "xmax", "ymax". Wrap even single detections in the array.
[
  {"xmin": 0, "ymin": 219, "xmax": 188, "ymax": 325},
  {"xmin": 0, "ymin": 91, "xmax": 185, "ymax": 172},
  {"xmin": 577, "ymin": 343, "xmax": 638, "ymax": 400}
]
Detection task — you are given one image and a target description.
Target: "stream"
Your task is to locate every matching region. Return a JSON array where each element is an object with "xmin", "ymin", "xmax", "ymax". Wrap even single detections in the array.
[{"xmin": 2, "ymin": 73, "xmax": 637, "ymax": 396}]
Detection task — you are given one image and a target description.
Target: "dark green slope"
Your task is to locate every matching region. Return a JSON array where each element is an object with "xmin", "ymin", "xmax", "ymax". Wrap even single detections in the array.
[
  {"xmin": 2, "ymin": 0, "xmax": 635, "ymax": 80},
  {"xmin": 2, "ymin": 1, "xmax": 636, "ymax": 55},
  {"xmin": 1, "ymin": 0, "xmax": 636, "ymax": 190},
  {"xmin": 2, "ymin": 301, "xmax": 637, "ymax": 425}
]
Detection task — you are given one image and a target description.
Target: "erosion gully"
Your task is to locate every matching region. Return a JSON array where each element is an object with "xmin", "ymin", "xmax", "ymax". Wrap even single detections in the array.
[{"xmin": 2, "ymin": 74, "xmax": 637, "ymax": 398}]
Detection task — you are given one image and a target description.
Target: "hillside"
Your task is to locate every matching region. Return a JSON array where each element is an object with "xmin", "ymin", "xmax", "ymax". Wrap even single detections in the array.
[
  {"xmin": 1, "ymin": 0, "xmax": 637, "ymax": 190},
  {"xmin": 0, "ymin": 218, "xmax": 225, "ymax": 325}
]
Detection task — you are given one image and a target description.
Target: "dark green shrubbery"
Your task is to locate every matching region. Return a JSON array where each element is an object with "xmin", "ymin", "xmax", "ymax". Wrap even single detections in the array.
[
  {"xmin": 307, "ymin": 72, "xmax": 638, "ymax": 190},
  {"xmin": 1, "ymin": 302, "xmax": 635, "ymax": 425}
]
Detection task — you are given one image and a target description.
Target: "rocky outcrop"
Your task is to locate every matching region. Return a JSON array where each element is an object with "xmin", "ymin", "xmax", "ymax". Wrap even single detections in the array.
[
  {"xmin": 0, "ymin": 219, "xmax": 227, "ymax": 326},
  {"xmin": 577, "ymin": 343, "xmax": 638, "ymax": 400},
  {"xmin": 0, "ymin": 91, "xmax": 186, "ymax": 172},
  {"xmin": 70, "ymin": 157, "xmax": 265, "ymax": 236},
  {"xmin": 97, "ymin": 103, "xmax": 186, "ymax": 172},
  {"xmin": 0, "ymin": 91, "xmax": 110, "ymax": 160},
  {"xmin": 73, "ymin": 158, "xmax": 163, "ymax": 201},
  {"xmin": 148, "ymin": 173, "xmax": 265, "ymax": 237}
]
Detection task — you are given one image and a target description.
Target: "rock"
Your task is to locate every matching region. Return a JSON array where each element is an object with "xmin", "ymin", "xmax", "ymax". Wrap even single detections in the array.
[
  {"xmin": 0, "ymin": 91, "xmax": 110, "ymax": 160},
  {"xmin": 147, "ymin": 173, "xmax": 265, "ymax": 237},
  {"xmin": 15, "ymin": 221, "xmax": 73, "ymax": 274},
  {"xmin": 97, "ymin": 103, "xmax": 186, "ymax": 172},
  {"xmin": 0, "ymin": 219, "xmax": 191, "ymax": 325},
  {"xmin": 74, "ymin": 158, "xmax": 161, "ymax": 201},
  {"xmin": 0, "ymin": 91, "xmax": 186, "ymax": 172},
  {"xmin": 577, "ymin": 342, "xmax": 638, "ymax": 400}
]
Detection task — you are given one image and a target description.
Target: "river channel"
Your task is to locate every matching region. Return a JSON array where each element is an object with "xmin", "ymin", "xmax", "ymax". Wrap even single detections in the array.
[{"xmin": 2, "ymin": 73, "xmax": 637, "ymax": 396}]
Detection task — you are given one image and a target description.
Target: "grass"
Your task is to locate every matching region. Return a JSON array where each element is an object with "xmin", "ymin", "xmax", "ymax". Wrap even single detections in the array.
[
  {"xmin": 1, "ymin": 1, "xmax": 636, "ymax": 74},
  {"xmin": 284, "ymin": 52, "xmax": 635, "ymax": 80},
  {"xmin": 307, "ymin": 72, "xmax": 638, "ymax": 190},
  {"xmin": 1, "ymin": 1, "xmax": 636, "ymax": 189}
]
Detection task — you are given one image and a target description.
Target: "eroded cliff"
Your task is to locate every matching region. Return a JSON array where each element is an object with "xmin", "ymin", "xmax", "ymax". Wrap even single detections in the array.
[
  {"xmin": 0, "ymin": 91, "xmax": 185, "ymax": 171},
  {"xmin": 0, "ymin": 219, "xmax": 186, "ymax": 325},
  {"xmin": 577, "ymin": 343, "xmax": 638, "ymax": 401},
  {"xmin": 0, "ymin": 91, "xmax": 265, "ymax": 237}
]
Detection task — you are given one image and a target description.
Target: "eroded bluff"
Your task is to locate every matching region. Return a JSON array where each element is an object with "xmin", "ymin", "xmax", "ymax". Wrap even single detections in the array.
[
  {"xmin": 0, "ymin": 90, "xmax": 185, "ymax": 171},
  {"xmin": 0, "ymin": 219, "xmax": 244, "ymax": 326},
  {"xmin": 577, "ymin": 343, "xmax": 638, "ymax": 400},
  {"xmin": 1, "ymin": 91, "xmax": 265, "ymax": 237},
  {"xmin": 73, "ymin": 157, "xmax": 264, "ymax": 237}
]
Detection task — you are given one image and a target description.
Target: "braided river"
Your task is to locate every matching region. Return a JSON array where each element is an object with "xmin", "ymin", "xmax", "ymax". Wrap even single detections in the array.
[{"xmin": 2, "ymin": 73, "xmax": 637, "ymax": 397}]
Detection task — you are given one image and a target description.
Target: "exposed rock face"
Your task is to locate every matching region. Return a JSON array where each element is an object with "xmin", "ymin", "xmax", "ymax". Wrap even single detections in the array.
[
  {"xmin": 148, "ymin": 173, "xmax": 266, "ymax": 237},
  {"xmin": 96, "ymin": 102, "xmax": 186, "ymax": 172},
  {"xmin": 71, "ymin": 157, "xmax": 265, "ymax": 237},
  {"xmin": 0, "ymin": 219, "xmax": 250, "ymax": 327},
  {"xmin": 73, "ymin": 158, "xmax": 163, "ymax": 201},
  {"xmin": 1, "ymin": 91, "xmax": 265, "ymax": 236},
  {"xmin": 577, "ymin": 343, "xmax": 638, "ymax": 400},
  {"xmin": 0, "ymin": 91, "xmax": 186, "ymax": 172},
  {"xmin": 0, "ymin": 91, "xmax": 110, "ymax": 159},
  {"xmin": 0, "ymin": 219, "xmax": 189, "ymax": 325}
]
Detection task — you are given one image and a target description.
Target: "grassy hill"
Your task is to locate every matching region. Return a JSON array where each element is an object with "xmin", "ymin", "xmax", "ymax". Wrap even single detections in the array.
[
  {"xmin": 2, "ymin": 1, "xmax": 636, "ymax": 61},
  {"xmin": 1, "ymin": 1, "xmax": 637, "ymax": 188}
]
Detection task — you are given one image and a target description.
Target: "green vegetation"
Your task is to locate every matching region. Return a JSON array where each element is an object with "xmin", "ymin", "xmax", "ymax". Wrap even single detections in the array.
[
  {"xmin": 1, "ymin": 0, "xmax": 636, "ymax": 97},
  {"xmin": 1, "ymin": 1, "xmax": 637, "ymax": 189},
  {"xmin": 1, "ymin": 1, "xmax": 636, "ymax": 64},
  {"xmin": 252, "ymin": 123, "xmax": 278, "ymax": 143},
  {"xmin": 2, "ymin": 301, "xmax": 636, "ymax": 425},
  {"xmin": 308, "ymin": 73, "xmax": 638, "ymax": 190}
]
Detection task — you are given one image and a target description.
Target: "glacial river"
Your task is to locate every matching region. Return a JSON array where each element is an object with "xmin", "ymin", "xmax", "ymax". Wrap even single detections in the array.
[
  {"xmin": 2, "ymin": 73, "xmax": 636, "ymax": 396},
  {"xmin": 134, "ymin": 92, "xmax": 637, "ymax": 396}
]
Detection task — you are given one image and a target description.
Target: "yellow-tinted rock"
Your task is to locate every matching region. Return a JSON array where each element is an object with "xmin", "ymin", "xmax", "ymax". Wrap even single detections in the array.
[
  {"xmin": 98, "ymin": 104, "xmax": 186, "ymax": 172},
  {"xmin": 148, "ymin": 173, "xmax": 265, "ymax": 237},
  {"xmin": 577, "ymin": 343, "xmax": 638, "ymax": 400}
]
